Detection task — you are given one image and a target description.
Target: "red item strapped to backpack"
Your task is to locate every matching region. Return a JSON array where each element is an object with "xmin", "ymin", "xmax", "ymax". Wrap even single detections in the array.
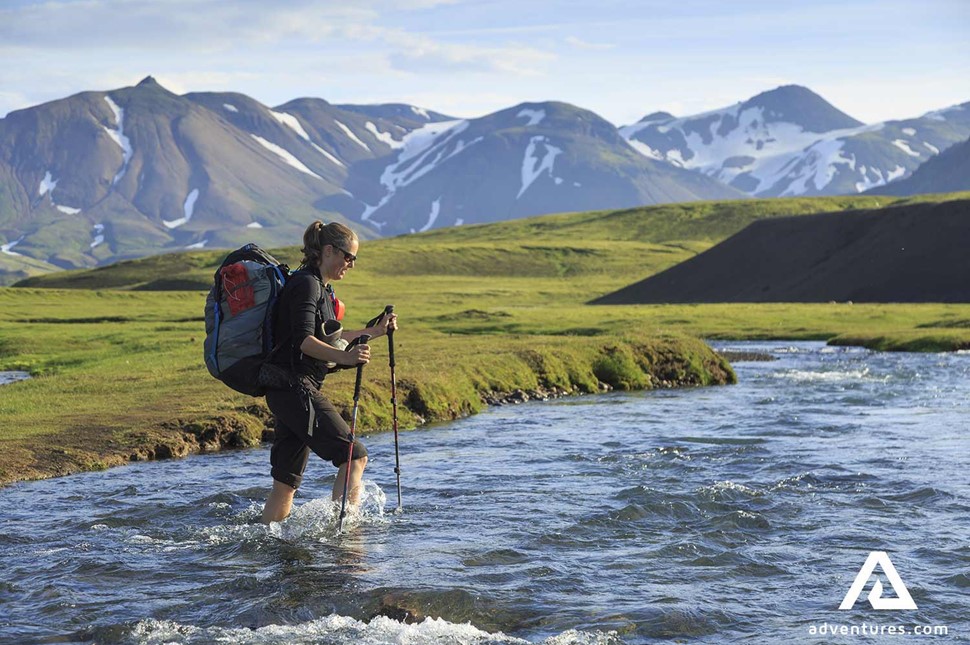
[{"xmin": 220, "ymin": 263, "xmax": 256, "ymax": 316}]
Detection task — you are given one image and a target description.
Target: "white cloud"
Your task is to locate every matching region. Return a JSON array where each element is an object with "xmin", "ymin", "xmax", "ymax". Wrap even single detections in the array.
[
  {"xmin": 0, "ymin": 90, "xmax": 32, "ymax": 117},
  {"xmin": 564, "ymin": 35, "xmax": 614, "ymax": 51}
]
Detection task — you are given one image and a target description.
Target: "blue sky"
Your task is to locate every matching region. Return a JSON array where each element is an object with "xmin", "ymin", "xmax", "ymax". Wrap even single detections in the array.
[{"xmin": 0, "ymin": 0, "xmax": 967, "ymax": 125}]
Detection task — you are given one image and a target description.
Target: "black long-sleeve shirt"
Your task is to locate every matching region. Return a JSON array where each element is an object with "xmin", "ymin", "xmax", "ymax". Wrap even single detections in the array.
[{"xmin": 270, "ymin": 268, "xmax": 337, "ymax": 385}]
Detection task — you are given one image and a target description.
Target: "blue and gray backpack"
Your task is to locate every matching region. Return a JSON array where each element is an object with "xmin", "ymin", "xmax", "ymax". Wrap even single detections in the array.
[{"xmin": 203, "ymin": 244, "xmax": 290, "ymax": 396}]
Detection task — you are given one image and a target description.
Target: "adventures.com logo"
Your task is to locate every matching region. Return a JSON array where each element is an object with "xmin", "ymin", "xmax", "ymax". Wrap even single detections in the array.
[
  {"xmin": 807, "ymin": 551, "xmax": 950, "ymax": 638},
  {"xmin": 840, "ymin": 551, "xmax": 917, "ymax": 611}
]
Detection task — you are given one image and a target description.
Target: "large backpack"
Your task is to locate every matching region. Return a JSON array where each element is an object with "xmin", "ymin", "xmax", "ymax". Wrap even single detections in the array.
[{"xmin": 204, "ymin": 244, "xmax": 290, "ymax": 396}]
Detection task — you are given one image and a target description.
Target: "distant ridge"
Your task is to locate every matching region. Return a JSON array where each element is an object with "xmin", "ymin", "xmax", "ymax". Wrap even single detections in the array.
[
  {"xmin": 869, "ymin": 136, "xmax": 970, "ymax": 195},
  {"xmin": 620, "ymin": 86, "xmax": 970, "ymax": 198},
  {"xmin": 592, "ymin": 198, "xmax": 970, "ymax": 304}
]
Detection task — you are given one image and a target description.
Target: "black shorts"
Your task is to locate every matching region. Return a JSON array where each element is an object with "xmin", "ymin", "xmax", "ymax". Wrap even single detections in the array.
[{"xmin": 265, "ymin": 381, "xmax": 368, "ymax": 490}]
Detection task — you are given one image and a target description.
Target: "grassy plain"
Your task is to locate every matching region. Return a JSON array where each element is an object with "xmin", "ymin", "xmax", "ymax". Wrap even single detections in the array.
[{"xmin": 3, "ymin": 192, "xmax": 969, "ymax": 484}]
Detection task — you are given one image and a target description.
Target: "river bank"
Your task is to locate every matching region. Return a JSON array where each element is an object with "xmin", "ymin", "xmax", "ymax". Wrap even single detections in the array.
[{"xmin": 0, "ymin": 333, "xmax": 734, "ymax": 486}]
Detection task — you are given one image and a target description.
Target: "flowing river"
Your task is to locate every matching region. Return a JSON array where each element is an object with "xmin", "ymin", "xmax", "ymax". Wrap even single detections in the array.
[{"xmin": 1, "ymin": 342, "xmax": 968, "ymax": 644}]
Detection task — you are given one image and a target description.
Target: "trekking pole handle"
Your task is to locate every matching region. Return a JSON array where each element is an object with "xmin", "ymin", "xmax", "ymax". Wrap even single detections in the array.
[
  {"xmin": 354, "ymin": 334, "xmax": 371, "ymax": 399},
  {"xmin": 385, "ymin": 305, "xmax": 395, "ymax": 368}
]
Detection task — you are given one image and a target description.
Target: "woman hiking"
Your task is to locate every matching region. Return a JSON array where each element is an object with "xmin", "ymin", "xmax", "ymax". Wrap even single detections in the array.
[{"xmin": 261, "ymin": 220, "xmax": 397, "ymax": 524}]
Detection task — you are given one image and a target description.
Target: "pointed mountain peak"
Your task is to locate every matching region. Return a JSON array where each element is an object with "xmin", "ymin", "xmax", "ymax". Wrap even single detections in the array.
[
  {"xmin": 137, "ymin": 75, "xmax": 161, "ymax": 87},
  {"xmin": 741, "ymin": 84, "xmax": 863, "ymax": 133},
  {"xmin": 638, "ymin": 111, "xmax": 675, "ymax": 124}
]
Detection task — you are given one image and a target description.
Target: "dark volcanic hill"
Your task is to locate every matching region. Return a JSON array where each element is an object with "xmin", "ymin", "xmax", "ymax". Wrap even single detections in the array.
[{"xmin": 592, "ymin": 198, "xmax": 970, "ymax": 304}]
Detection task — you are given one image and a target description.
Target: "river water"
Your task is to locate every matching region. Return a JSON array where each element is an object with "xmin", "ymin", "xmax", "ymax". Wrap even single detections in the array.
[
  {"xmin": 0, "ymin": 371, "xmax": 30, "ymax": 386},
  {"xmin": 1, "ymin": 342, "xmax": 968, "ymax": 644}
]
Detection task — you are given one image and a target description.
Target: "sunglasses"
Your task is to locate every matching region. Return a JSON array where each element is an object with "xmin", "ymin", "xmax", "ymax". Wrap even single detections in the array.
[{"xmin": 332, "ymin": 245, "xmax": 357, "ymax": 264}]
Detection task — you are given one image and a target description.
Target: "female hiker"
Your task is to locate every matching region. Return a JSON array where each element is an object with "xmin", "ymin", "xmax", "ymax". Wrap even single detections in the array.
[{"xmin": 261, "ymin": 220, "xmax": 397, "ymax": 524}]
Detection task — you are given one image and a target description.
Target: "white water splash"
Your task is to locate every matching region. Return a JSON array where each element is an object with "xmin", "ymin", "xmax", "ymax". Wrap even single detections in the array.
[
  {"xmin": 774, "ymin": 367, "xmax": 889, "ymax": 383},
  {"xmin": 129, "ymin": 614, "xmax": 618, "ymax": 645},
  {"xmin": 195, "ymin": 481, "xmax": 389, "ymax": 547}
]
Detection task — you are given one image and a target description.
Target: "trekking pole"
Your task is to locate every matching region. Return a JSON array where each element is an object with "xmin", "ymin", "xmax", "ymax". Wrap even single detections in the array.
[
  {"xmin": 339, "ymin": 333, "xmax": 371, "ymax": 532},
  {"xmin": 385, "ymin": 304, "xmax": 403, "ymax": 512}
]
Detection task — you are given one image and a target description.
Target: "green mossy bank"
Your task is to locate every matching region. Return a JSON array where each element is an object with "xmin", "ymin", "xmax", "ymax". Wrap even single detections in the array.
[{"xmin": 0, "ymin": 310, "xmax": 733, "ymax": 486}]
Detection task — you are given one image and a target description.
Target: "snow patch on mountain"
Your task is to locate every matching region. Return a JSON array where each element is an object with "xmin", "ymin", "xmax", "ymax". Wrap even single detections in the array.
[
  {"xmin": 335, "ymin": 120, "xmax": 370, "ymax": 152},
  {"xmin": 185, "ymin": 239, "xmax": 208, "ymax": 250},
  {"xmin": 90, "ymin": 224, "xmax": 105, "ymax": 248},
  {"xmin": 924, "ymin": 141, "xmax": 940, "ymax": 154},
  {"xmin": 361, "ymin": 119, "xmax": 470, "ymax": 226},
  {"xmin": 102, "ymin": 96, "xmax": 133, "ymax": 185},
  {"xmin": 1, "ymin": 236, "xmax": 24, "ymax": 256},
  {"xmin": 311, "ymin": 143, "xmax": 345, "ymax": 168},
  {"xmin": 622, "ymin": 103, "xmax": 886, "ymax": 196},
  {"xmin": 411, "ymin": 106, "xmax": 430, "ymax": 120},
  {"xmin": 518, "ymin": 136, "xmax": 562, "ymax": 198},
  {"xmin": 223, "ymin": 103, "xmax": 239, "ymax": 113},
  {"xmin": 778, "ymin": 139, "xmax": 853, "ymax": 196},
  {"xmin": 163, "ymin": 189, "xmax": 200, "ymax": 229},
  {"xmin": 57, "ymin": 205, "xmax": 81, "ymax": 215},
  {"xmin": 892, "ymin": 139, "xmax": 922, "ymax": 157},
  {"xmin": 104, "ymin": 95, "xmax": 122, "ymax": 125},
  {"xmin": 626, "ymin": 139, "xmax": 663, "ymax": 159},
  {"xmin": 270, "ymin": 110, "xmax": 312, "ymax": 141},
  {"xmin": 247, "ymin": 221, "xmax": 263, "ymax": 229},
  {"xmin": 250, "ymin": 135, "xmax": 322, "ymax": 179},
  {"xmin": 517, "ymin": 108, "xmax": 546, "ymax": 126},
  {"xmin": 902, "ymin": 127, "xmax": 917, "ymax": 136},
  {"xmin": 854, "ymin": 164, "xmax": 906, "ymax": 192},
  {"xmin": 365, "ymin": 122, "xmax": 404, "ymax": 149},
  {"xmin": 38, "ymin": 171, "xmax": 58, "ymax": 196},
  {"xmin": 412, "ymin": 198, "xmax": 442, "ymax": 233}
]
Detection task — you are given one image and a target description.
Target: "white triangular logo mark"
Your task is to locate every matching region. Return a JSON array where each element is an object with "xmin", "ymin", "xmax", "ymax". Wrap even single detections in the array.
[{"xmin": 840, "ymin": 551, "xmax": 918, "ymax": 610}]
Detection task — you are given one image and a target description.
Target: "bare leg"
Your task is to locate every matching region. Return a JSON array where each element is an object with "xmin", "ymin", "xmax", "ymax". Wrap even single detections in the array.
[
  {"xmin": 262, "ymin": 480, "xmax": 296, "ymax": 524},
  {"xmin": 332, "ymin": 455, "xmax": 368, "ymax": 505}
]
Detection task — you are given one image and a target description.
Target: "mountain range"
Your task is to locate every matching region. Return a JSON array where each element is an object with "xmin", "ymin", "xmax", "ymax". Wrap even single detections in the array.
[
  {"xmin": 0, "ymin": 78, "xmax": 967, "ymax": 285},
  {"xmin": 620, "ymin": 85, "xmax": 970, "ymax": 199}
]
